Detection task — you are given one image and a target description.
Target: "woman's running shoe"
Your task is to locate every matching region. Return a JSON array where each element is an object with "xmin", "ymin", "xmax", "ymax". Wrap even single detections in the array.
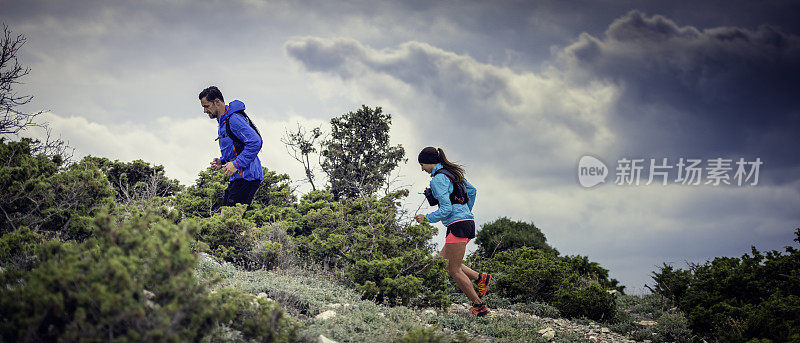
[
  {"xmin": 470, "ymin": 302, "xmax": 490, "ymax": 317},
  {"xmin": 475, "ymin": 273, "xmax": 492, "ymax": 298}
]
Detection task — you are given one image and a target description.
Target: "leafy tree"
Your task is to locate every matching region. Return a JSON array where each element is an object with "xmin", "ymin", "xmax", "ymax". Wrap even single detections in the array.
[
  {"xmin": 321, "ymin": 105, "xmax": 406, "ymax": 200},
  {"xmin": 474, "ymin": 217, "xmax": 559, "ymax": 258}
]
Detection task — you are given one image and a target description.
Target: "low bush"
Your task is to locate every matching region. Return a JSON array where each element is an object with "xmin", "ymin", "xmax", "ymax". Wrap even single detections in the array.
[
  {"xmin": 185, "ymin": 205, "xmax": 261, "ymax": 269},
  {"xmin": 648, "ymin": 228, "xmax": 800, "ymax": 342},
  {"xmin": 552, "ymin": 277, "xmax": 616, "ymax": 321},
  {"xmin": 0, "ymin": 211, "xmax": 217, "ymax": 341},
  {"xmin": 482, "ymin": 247, "xmax": 617, "ymax": 320},
  {"xmin": 295, "ymin": 190, "xmax": 451, "ymax": 308},
  {"xmin": 473, "ymin": 217, "xmax": 559, "ymax": 258},
  {"xmin": 210, "ymin": 288, "xmax": 300, "ymax": 342}
]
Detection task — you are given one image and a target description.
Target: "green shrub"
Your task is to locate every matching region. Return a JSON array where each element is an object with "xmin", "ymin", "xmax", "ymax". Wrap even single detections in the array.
[
  {"xmin": 0, "ymin": 211, "xmax": 218, "ymax": 342},
  {"xmin": 185, "ymin": 205, "xmax": 262, "ymax": 269},
  {"xmin": 174, "ymin": 168, "xmax": 228, "ymax": 218},
  {"xmin": 210, "ymin": 288, "xmax": 300, "ymax": 342},
  {"xmin": 646, "ymin": 263, "xmax": 691, "ymax": 305},
  {"xmin": 295, "ymin": 190, "xmax": 451, "ymax": 308},
  {"xmin": 0, "ymin": 226, "xmax": 40, "ymax": 271},
  {"xmin": 648, "ymin": 229, "xmax": 800, "ymax": 342},
  {"xmin": 654, "ymin": 312, "xmax": 692, "ymax": 343},
  {"xmin": 487, "ymin": 247, "xmax": 569, "ymax": 302},
  {"xmin": 395, "ymin": 328, "xmax": 449, "ymax": 343},
  {"xmin": 552, "ymin": 277, "xmax": 617, "ymax": 320},
  {"xmin": 83, "ymin": 156, "xmax": 182, "ymax": 202},
  {"xmin": 562, "ymin": 254, "xmax": 625, "ymax": 293},
  {"xmin": 483, "ymin": 247, "xmax": 617, "ymax": 320},
  {"xmin": 0, "ymin": 139, "xmax": 115, "ymax": 240},
  {"xmin": 474, "ymin": 217, "xmax": 558, "ymax": 258},
  {"xmin": 175, "ymin": 166, "xmax": 295, "ymax": 220}
]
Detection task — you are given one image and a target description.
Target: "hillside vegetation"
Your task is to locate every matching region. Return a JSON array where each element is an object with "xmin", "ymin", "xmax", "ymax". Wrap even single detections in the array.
[{"xmin": 3, "ymin": 137, "xmax": 798, "ymax": 342}]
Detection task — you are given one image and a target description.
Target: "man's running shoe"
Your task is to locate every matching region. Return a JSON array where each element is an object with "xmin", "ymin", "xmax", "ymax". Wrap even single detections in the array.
[
  {"xmin": 470, "ymin": 302, "xmax": 490, "ymax": 317},
  {"xmin": 476, "ymin": 273, "xmax": 492, "ymax": 299}
]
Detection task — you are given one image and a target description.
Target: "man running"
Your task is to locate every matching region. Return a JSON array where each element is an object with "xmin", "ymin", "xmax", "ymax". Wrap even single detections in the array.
[{"xmin": 199, "ymin": 86, "xmax": 263, "ymax": 207}]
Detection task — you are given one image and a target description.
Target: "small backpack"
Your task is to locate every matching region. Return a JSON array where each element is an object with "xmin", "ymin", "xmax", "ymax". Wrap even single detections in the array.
[
  {"xmin": 424, "ymin": 168, "xmax": 469, "ymax": 206},
  {"xmin": 222, "ymin": 110, "xmax": 262, "ymax": 156}
]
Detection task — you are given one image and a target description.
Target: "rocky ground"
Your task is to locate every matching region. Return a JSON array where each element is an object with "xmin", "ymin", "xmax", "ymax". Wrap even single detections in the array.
[{"xmin": 310, "ymin": 301, "xmax": 656, "ymax": 343}]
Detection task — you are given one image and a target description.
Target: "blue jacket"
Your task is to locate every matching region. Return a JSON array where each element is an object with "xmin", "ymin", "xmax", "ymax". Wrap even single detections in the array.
[
  {"xmin": 425, "ymin": 163, "xmax": 477, "ymax": 225},
  {"xmin": 217, "ymin": 100, "xmax": 263, "ymax": 181}
]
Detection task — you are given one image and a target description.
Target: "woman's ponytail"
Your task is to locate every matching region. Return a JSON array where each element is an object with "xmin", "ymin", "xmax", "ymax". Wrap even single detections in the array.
[{"xmin": 437, "ymin": 148, "xmax": 465, "ymax": 182}]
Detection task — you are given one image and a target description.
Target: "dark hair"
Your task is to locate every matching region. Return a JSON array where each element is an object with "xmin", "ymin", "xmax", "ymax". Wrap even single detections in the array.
[
  {"xmin": 421, "ymin": 147, "xmax": 465, "ymax": 182},
  {"xmin": 199, "ymin": 86, "xmax": 224, "ymax": 103}
]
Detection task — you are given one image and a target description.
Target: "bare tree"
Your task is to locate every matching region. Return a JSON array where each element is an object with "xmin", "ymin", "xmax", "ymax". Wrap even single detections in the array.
[
  {"xmin": 281, "ymin": 123, "xmax": 323, "ymax": 191},
  {"xmin": 1, "ymin": 24, "xmax": 43, "ymax": 135}
]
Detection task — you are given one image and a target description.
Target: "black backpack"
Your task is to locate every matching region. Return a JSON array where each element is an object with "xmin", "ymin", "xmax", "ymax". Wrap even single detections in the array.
[
  {"xmin": 219, "ymin": 110, "xmax": 262, "ymax": 156},
  {"xmin": 424, "ymin": 168, "xmax": 469, "ymax": 206}
]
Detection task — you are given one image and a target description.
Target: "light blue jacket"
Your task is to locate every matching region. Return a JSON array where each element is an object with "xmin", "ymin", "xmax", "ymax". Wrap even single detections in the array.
[
  {"xmin": 217, "ymin": 100, "xmax": 263, "ymax": 182},
  {"xmin": 425, "ymin": 163, "xmax": 477, "ymax": 225}
]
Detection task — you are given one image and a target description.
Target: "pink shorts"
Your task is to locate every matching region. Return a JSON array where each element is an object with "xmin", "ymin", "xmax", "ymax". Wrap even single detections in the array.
[{"xmin": 445, "ymin": 232, "xmax": 471, "ymax": 244}]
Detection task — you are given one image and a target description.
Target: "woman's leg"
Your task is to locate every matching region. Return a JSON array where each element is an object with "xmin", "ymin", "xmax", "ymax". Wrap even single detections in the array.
[
  {"xmin": 461, "ymin": 264, "xmax": 479, "ymax": 281},
  {"xmin": 439, "ymin": 242, "xmax": 481, "ymax": 304}
]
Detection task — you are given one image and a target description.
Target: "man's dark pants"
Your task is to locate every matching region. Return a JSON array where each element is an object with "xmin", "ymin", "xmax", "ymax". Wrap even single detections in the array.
[{"xmin": 222, "ymin": 179, "xmax": 261, "ymax": 207}]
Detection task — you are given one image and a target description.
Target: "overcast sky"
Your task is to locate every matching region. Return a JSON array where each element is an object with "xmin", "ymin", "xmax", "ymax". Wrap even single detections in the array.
[{"xmin": 3, "ymin": 0, "xmax": 799, "ymax": 292}]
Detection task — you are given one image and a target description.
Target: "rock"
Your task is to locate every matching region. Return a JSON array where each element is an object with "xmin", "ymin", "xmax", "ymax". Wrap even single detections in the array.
[
  {"xmin": 538, "ymin": 327, "xmax": 556, "ymax": 341},
  {"xmin": 315, "ymin": 310, "xmax": 337, "ymax": 320},
  {"xmin": 601, "ymin": 327, "xmax": 610, "ymax": 333},
  {"xmin": 422, "ymin": 309, "xmax": 437, "ymax": 316},
  {"xmin": 637, "ymin": 320, "xmax": 658, "ymax": 327},
  {"xmin": 606, "ymin": 289, "xmax": 620, "ymax": 296},
  {"xmin": 542, "ymin": 331, "xmax": 555, "ymax": 340},
  {"xmin": 318, "ymin": 334, "xmax": 338, "ymax": 343},
  {"xmin": 143, "ymin": 289, "xmax": 155, "ymax": 300},
  {"xmin": 554, "ymin": 318, "xmax": 569, "ymax": 327}
]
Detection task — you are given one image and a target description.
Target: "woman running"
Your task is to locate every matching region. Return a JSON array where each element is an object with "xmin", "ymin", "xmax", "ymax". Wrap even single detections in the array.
[{"xmin": 414, "ymin": 147, "xmax": 492, "ymax": 317}]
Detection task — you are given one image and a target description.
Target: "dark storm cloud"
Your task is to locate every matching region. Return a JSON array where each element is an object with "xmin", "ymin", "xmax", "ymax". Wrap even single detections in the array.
[
  {"xmin": 285, "ymin": 36, "xmax": 616, "ymax": 184},
  {"xmin": 560, "ymin": 10, "xmax": 800, "ymax": 184}
]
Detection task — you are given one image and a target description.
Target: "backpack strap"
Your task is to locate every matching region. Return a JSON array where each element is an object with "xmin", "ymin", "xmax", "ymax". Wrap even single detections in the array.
[
  {"xmin": 224, "ymin": 110, "xmax": 263, "ymax": 157},
  {"xmin": 434, "ymin": 168, "xmax": 469, "ymax": 204}
]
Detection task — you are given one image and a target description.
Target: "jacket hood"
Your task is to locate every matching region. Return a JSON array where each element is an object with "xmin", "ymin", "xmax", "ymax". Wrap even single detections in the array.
[
  {"xmin": 227, "ymin": 100, "xmax": 245, "ymax": 114},
  {"xmin": 218, "ymin": 100, "xmax": 245, "ymax": 124}
]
